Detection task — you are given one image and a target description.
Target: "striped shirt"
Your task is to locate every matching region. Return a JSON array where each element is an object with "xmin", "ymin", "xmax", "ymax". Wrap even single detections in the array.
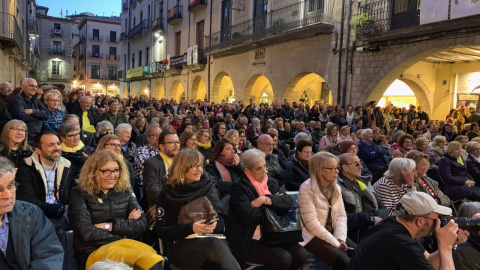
[{"xmin": 373, "ymin": 176, "xmax": 414, "ymax": 217}]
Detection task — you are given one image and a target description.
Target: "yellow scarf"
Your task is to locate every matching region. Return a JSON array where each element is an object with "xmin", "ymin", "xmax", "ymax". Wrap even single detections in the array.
[
  {"xmin": 197, "ymin": 141, "xmax": 211, "ymax": 149},
  {"xmin": 61, "ymin": 141, "xmax": 85, "ymax": 153},
  {"xmin": 457, "ymin": 156, "xmax": 464, "ymax": 166},
  {"xmin": 159, "ymin": 152, "xmax": 172, "ymax": 168},
  {"xmin": 82, "ymin": 111, "xmax": 96, "ymax": 133},
  {"xmin": 356, "ymin": 179, "xmax": 367, "ymax": 191}
]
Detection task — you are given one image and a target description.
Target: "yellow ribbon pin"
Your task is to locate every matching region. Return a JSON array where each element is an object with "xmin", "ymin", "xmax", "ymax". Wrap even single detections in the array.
[{"xmin": 98, "ymin": 198, "xmax": 103, "ymax": 203}]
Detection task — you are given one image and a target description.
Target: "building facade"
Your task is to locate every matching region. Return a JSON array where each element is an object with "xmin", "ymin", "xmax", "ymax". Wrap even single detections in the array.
[
  {"xmin": 0, "ymin": 0, "xmax": 37, "ymax": 86},
  {"xmin": 36, "ymin": 10, "xmax": 74, "ymax": 92},
  {"xmin": 73, "ymin": 16, "xmax": 122, "ymax": 95}
]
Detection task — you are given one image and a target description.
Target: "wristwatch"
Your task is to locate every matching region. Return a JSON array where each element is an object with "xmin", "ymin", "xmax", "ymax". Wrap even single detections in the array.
[{"xmin": 104, "ymin": 222, "xmax": 111, "ymax": 230}]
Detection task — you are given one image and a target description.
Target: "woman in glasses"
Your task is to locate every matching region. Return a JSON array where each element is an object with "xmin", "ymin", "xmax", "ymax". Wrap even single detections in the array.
[
  {"xmin": 41, "ymin": 90, "xmax": 65, "ymax": 132},
  {"xmin": 156, "ymin": 148, "xmax": 240, "ymax": 270},
  {"xmin": 58, "ymin": 122, "xmax": 95, "ymax": 180},
  {"xmin": 196, "ymin": 129, "xmax": 214, "ymax": 161},
  {"xmin": 226, "ymin": 149, "xmax": 306, "ymax": 269},
  {"xmin": 298, "ymin": 151, "xmax": 353, "ymax": 270},
  {"xmin": 68, "ymin": 150, "xmax": 163, "ymax": 270},
  {"xmin": 0, "ymin": 119, "xmax": 32, "ymax": 167},
  {"xmin": 96, "ymin": 134, "xmax": 136, "ymax": 190}
]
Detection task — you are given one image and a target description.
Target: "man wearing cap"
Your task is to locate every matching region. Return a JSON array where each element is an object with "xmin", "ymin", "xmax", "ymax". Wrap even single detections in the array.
[{"xmin": 347, "ymin": 191, "xmax": 461, "ymax": 270}]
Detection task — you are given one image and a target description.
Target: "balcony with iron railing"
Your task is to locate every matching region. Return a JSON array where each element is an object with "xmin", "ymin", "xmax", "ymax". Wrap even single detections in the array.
[
  {"xmin": 167, "ymin": 5, "xmax": 183, "ymax": 24},
  {"xmin": 188, "ymin": 0, "xmax": 207, "ymax": 14},
  {"xmin": 27, "ymin": 15, "xmax": 37, "ymax": 32},
  {"xmin": 51, "ymin": 28, "xmax": 63, "ymax": 36},
  {"xmin": 89, "ymin": 35, "xmax": 103, "ymax": 42},
  {"xmin": 354, "ymin": 0, "xmax": 480, "ymax": 42},
  {"xmin": 127, "ymin": 19, "xmax": 150, "ymax": 39},
  {"xmin": 89, "ymin": 52, "xmax": 103, "ymax": 59},
  {"xmin": 106, "ymin": 54, "xmax": 120, "ymax": 61},
  {"xmin": 130, "ymin": 0, "xmax": 137, "ymax": 8},
  {"xmin": 205, "ymin": 2, "xmax": 333, "ymax": 54},
  {"xmin": 152, "ymin": 17, "xmax": 164, "ymax": 31},
  {"xmin": 0, "ymin": 13, "xmax": 25, "ymax": 56},
  {"xmin": 49, "ymin": 48, "xmax": 65, "ymax": 56}
]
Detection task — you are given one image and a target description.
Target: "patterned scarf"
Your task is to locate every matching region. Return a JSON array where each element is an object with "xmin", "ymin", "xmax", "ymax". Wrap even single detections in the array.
[{"xmin": 215, "ymin": 156, "xmax": 234, "ymax": 183}]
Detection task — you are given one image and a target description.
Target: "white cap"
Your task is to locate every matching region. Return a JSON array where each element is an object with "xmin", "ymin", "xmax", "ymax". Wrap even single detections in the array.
[{"xmin": 400, "ymin": 191, "xmax": 452, "ymax": 216}]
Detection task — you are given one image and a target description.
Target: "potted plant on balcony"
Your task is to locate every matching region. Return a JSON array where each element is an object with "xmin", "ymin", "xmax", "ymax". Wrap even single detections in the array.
[{"xmin": 350, "ymin": 13, "xmax": 374, "ymax": 38}]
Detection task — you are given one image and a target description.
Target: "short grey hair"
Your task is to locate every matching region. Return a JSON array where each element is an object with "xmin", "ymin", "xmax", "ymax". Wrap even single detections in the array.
[
  {"xmin": 0, "ymin": 157, "xmax": 15, "ymax": 178},
  {"xmin": 361, "ymin": 129, "xmax": 373, "ymax": 137},
  {"xmin": 294, "ymin": 132, "xmax": 311, "ymax": 146},
  {"xmin": 432, "ymin": 135, "xmax": 446, "ymax": 146},
  {"xmin": 338, "ymin": 153, "xmax": 357, "ymax": 171},
  {"xmin": 88, "ymin": 259, "xmax": 133, "ymax": 270},
  {"xmin": 63, "ymin": 114, "xmax": 79, "ymax": 122},
  {"xmin": 0, "ymin": 82, "xmax": 13, "ymax": 89},
  {"xmin": 96, "ymin": 121, "xmax": 114, "ymax": 136},
  {"xmin": 384, "ymin": 158, "xmax": 416, "ymax": 184},
  {"xmin": 242, "ymin": 149, "xmax": 266, "ymax": 171},
  {"xmin": 58, "ymin": 123, "xmax": 79, "ymax": 137},
  {"xmin": 252, "ymin": 118, "xmax": 260, "ymax": 125},
  {"xmin": 115, "ymin": 123, "xmax": 132, "ymax": 133}
]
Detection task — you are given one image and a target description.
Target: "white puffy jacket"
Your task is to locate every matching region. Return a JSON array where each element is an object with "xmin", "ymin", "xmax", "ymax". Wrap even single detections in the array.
[{"xmin": 298, "ymin": 178, "xmax": 347, "ymax": 248}]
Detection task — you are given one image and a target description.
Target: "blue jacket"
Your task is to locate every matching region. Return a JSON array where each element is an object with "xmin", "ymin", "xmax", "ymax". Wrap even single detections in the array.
[
  {"xmin": 7, "ymin": 92, "xmax": 48, "ymax": 142},
  {"xmin": 42, "ymin": 109, "xmax": 65, "ymax": 132},
  {"xmin": 357, "ymin": 140, "xmax": 387, "ymax": 168},
  {"xmin": 8, "ymin": 200, "xmax": 64, "ymax": 269}
]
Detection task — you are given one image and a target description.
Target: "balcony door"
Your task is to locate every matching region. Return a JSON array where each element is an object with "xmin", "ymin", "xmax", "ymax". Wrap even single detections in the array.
[
  {"xmin": 253, "ymin": 0, "xmax": 267, "ymax": 33},
  {"xmin": 391, "ymin": 0, "xmax": 420, "ymax": 29},
  {"xmin": 220, "ymin": 0, "xmax": 232, "ymax": 42}
]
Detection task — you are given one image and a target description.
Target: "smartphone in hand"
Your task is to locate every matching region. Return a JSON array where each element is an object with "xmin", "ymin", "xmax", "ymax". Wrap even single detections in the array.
[{"xmin": 204, "ymin": 218, "xmax": 219, "ymax": 225}]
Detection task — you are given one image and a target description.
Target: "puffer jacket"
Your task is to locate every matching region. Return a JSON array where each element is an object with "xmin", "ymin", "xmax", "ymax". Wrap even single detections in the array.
[
  {"xmin": 438, "ymin": 153, "xmax": 474, "ymax": 200},
  {"xmin": 68, "ymin": 186, "xmax": 147, "ymax": 264},
  {"xmin": 298, "ymin": 178, "xmax": 347, "ymax": 248}
]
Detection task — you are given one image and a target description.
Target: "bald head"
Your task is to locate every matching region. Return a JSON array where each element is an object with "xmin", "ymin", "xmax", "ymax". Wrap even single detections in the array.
[
  {"xmin": 21, "ymin": 78, "xmax": 38, "ymax": 98},
  {"xmin": 257, "ymin": 134, "xmax": 274, "ymax": 155},
  {"xmin": 80, "ymin": 96, "xmax": 92, "ymax": 111}
]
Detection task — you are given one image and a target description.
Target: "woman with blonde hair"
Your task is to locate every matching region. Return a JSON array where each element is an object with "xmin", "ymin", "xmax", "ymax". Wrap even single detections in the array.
[
  {"xmin": 68, "ymin": 150, "xmax": 163, "ymax": 270},
  {"xmin": 197, "ymin": 129, "xmax": 214, "ymax": 160},
  {"xmin": 156, "ymin": 148, "xmax": 240, "ymax": 269},
  {"xmin": 0, "ymin": 119, "xmax": 32, "ymax": 167},
  {"xmin": 223, "ymin": 129, "xmax": 242, "ymax": 154},
  {"xmin": 438, "ymin": 141, "xmax": 480, "ymax": 201},
  {"xmin": 298, "ymin": 151, "xmax": 354, "ymax": 269}
]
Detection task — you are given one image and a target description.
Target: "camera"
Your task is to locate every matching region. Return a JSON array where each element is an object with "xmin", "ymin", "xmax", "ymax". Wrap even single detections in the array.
[{"xmin": 441, "ymin": 217, "xmax": 480, "ymax": 231}]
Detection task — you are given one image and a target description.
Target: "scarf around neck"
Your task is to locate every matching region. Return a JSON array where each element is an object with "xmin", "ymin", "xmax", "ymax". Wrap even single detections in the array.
[
  {"xmin": 197, "ymin": 141, "xmax": 211, "ymax": 149},
  {"xmin": 245, "ymin": 171, "xmax": 271, "ymax": 197},
  {"xmin": 60, "ymin": 141, "xmax": 85, "ymax": 153},
  {"xmin": 215, "ymin": 156, "xmax": 235, "ymax": 183}
]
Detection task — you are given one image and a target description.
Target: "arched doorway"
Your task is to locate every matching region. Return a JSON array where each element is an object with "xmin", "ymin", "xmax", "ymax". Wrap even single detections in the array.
[
  {"xmin": 191, "ymin": 75, "xmax": 207, "ymax": 101},
  {"xmin": 140, "ymin": 84, "xmax": 149, "ymax": 97},
  {"xmin": 282, "ymin": 73, "xmax": 331, "ymax": 105},
  {"xmin": 378, "ymin": 80, "xmax": 416, "ymax": 109},
  {"xmin": 129, "ymin": 85, "xmax": 136, "ymax": 97},
  {"xmin": 169, "ymin": 80, "xmax": 185, "ymax": 102},
  {"xmin": 153, "ymin": 81, "xmax": 165, "ymax": 99},
  {"xmin": 212, "ymin": 72, "xmax": 234, "ymax": 103},
  {"xmin": 244, "ymin": 75, "xmax": 273, "ymax": 104},
  {"xmin": 122, "ymin": 85, "xmax": 128, "ymax": 98}
]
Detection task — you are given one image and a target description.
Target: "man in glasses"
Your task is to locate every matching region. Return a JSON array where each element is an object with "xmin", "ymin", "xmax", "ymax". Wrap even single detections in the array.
[
  {"xmin": 337, "ymin": 153, "xmax": 388, "ymax": 243},
  {"xmin": 7, "ymin": 78, "xmax": 49, "ymax": 144},
  {"xmin": 0, "ymin": 156, "xmax": 63, "ymax": 268},
  {"xmin": 256, "ymin": 134, "xmax": 292, "ymax": 190}
]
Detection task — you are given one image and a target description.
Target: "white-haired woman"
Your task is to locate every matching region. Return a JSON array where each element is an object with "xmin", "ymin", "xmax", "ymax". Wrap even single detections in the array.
[
  {"xmin": 226, "ymin": 149, "xmax": 307, "ymax": 269},
  {"xmin": 246, "ymin": 118, "xmax": 262, "ymax": 146},
  {"xmin": 298, "ymin": 151, "xmax": 355, "ymax": 270},
  {"xmin": 95, "ymin": 120, "xmax": 114, "ymax": 144},
  {"xmin": 115, "ymin": 123, "xmax": 136, "ymax": 164},
  {"xmin": 373, "ymin": 158, "xmax": 416, "ymax": 216},
  {"xmin": 42, "ymin": 89, "xmax": 65, "ymax": 132}
]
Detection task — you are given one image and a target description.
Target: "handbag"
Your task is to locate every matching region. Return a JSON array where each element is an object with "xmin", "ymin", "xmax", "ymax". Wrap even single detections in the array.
[
  {"xmin": 261, "ymin": 206, "xmax": 303, "ymax": 246},
  {"xmin": 178, "ymin": 196, "xmax": 217, "ymax": 224}
]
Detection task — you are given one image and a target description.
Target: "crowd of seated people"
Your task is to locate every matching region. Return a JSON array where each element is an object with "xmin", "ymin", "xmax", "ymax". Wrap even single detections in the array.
[{"xmin": 1, "ymin": 78, "xmax": 480, "ymax": 269}]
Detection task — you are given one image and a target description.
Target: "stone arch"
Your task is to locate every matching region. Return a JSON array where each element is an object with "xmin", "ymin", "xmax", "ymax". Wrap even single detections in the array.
[
  {"xmin": 129, "ymin": 85, "xmax": 136, "ymax": 97},
  {"xmin": 169, "ymin": 80, "xmax": 184, "ymax": 102},
  {"xmin": 212, "ymin": 72, "xmax": 234, "ymax": 103},
  {"xmin": 191, "ymin": 75, "xmax": 207, "ymax": 101},
  {"xmin": 243, "ymin": 74, "xmax": 274, "ymax": 103},
  {"xmin": 153, "ymin": 81, "xmax": 165, "ymax": 99},
  {"xmin": 398, "ymin": 73, "xmax": 432, "ymax": 116},
  {"xmin": 281, "ymin": 73, "xmax": 329, "ymax": 105}
]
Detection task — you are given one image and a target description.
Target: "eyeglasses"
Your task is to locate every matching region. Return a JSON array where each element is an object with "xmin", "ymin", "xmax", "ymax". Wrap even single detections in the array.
[
  {"xmin": 261, "ymin": 142, "xmax": 277, "ymax": 147},
  {"xmin": 346, "ymin": 162, "xmax": 362, "ymax": 167},
  {"xmin": 66, "ymin": 133, "xmax": 80, "ymax": 138},
  {"xmin": 0, "ymin": 181, "xmax": 19, "ymax": 197},
  {"xmin": 190, "ymin": 163, "xmax": 204, "ymax": 170},
  {"xmin": 47, "ymin": 100, "xmax": 60, "ymax": 103},
  {"xmin": 98, "ymin": 168, "xmax": 122, "ymax": 176},
  {"xmin": 148, "ymin": 133, "xmax": 160, "ymax": 137},
  {"xmin": 105, "ymin": 143, "xmax": 122, "ymax": 148},
  {"xmin": 323, "ymin": 166, "xmax": 340, "ymax": 172},
  {"xmin": 163, "ymin": 141, "xmax": 181, "ymax": 146},
  {"xmin": 10, "ymin": 128, "xmax": 26, "ymax": 133}
]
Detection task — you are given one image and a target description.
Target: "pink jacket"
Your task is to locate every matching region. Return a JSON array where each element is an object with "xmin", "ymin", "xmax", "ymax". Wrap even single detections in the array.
[{"xmin": 298, "ymin": 178, "xmax": 347, "ymax": 248}]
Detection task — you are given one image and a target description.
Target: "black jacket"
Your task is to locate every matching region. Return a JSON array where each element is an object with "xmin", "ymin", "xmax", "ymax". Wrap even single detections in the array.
[
  {"xmin": 76, "ymin": 108, "xmax": 99, "ymax": 132},
  {"xmin": 225, "ymin": 175, "xmax": 293, "ymax": 268},
  {"xmin": 121, "ymin": 141, "xmax": 137, "ymax": 164},
  {"xmin": 0, "ymin": 97, "xmax": 12, "ymax": 133},
  {"xmin": 7, "ymin": 92, "xmax": 48, "ymax": 142},
  {"xmin": 80, "ymin": 130, "xmax": 97, "ymax": 148},
  {"xmin": 61, "ymin": 146, "xmax": 95, "ymax": 180},
  {"xmin": 15, "ymin": 153, "xmax": 75, "ymax": 219},
  {"xmin": 68, "ymin": 186, "xmax": 146, "ymax": 266},
  {"xmin": 285, "ymin": 155, "xmax": 309, "ymax": 191},
  {"xmin": 205, "ymin": 162, "xmax": 244, "ymax": 197},
  {"xmin": 198, "ymin": 145, "xmax": 214, "ymax": 161},
  {"xmin": 466, "ymin": 154, "xmax": 480, "ymax": 187},
  {"xmin": 143, "ymin": 154, "xmax": 168, "ymax": 208},
  {"xmin": 156, "ymin": 173, "xmax": 224, "ymax": 241}
]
